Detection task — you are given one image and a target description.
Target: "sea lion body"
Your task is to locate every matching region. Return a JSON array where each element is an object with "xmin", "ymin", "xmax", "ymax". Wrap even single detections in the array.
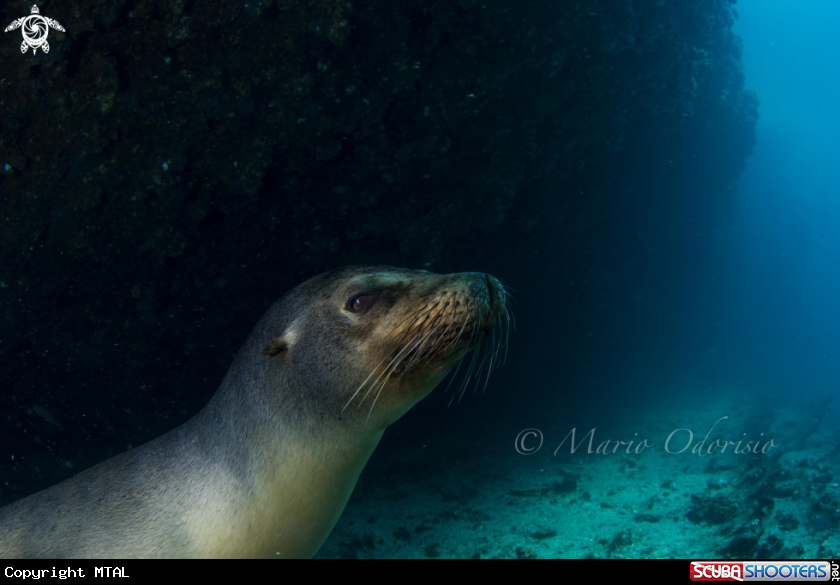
[{"xmin": 0, "ymin": 267, "xmax": 506, "ymax": 558}]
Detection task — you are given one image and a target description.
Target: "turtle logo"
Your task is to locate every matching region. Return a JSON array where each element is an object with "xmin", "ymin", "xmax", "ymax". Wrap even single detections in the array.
[{"xmin": 5, "ymin": 5, "xmax": 65, "ymax": 55}]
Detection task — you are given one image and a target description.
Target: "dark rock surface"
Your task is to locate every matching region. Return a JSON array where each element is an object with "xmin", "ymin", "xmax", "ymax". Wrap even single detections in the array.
[
  {"xmin": 687, "ymin": 493, "xmax": 738, "ymax": 526},
  {"xmin": 0, "ymin": 0, "xmax": 756, "ymax": 503}
]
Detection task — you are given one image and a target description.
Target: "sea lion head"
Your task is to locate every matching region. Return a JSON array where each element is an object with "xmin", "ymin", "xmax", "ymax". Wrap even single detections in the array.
[{"xmin": 250, "ymin": 267, "xmax": 508, "ymax": 431}]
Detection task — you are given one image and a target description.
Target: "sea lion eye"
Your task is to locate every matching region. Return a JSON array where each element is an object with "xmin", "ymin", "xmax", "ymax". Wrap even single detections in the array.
[{"xmin": 348, "ymin": 293, "xmax": 375, "ymax": 313}]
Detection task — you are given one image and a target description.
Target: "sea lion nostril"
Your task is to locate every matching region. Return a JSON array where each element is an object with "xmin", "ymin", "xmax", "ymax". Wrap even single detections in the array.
[{"xmin": 464, "ymin": 272, "xmax": 490, "ymax": 297}]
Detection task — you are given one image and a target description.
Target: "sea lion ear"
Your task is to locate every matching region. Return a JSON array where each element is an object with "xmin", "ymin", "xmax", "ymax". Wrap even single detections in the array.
[
  {"xmin": 261, "ymin": 337, "xmax": 288, "ymax": 357},
  {"xmin": 261, "ymin": 319, "xmax": 298, "ymax": 357}
]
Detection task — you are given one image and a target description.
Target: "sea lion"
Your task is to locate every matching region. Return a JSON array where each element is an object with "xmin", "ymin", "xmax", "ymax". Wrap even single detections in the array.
[{"xmin": 0, "ymin": 266, "xmax": 508, "ymax": 559}]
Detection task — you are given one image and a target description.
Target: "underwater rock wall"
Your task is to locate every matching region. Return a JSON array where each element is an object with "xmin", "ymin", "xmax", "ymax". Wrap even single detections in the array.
[{"xmin": 0, "ymin": 0, "xmax": 756, "ymax": 498}]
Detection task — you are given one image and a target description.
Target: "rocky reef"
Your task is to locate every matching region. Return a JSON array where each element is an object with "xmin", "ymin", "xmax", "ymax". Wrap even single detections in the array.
[{"xmin": 0, "ymin": 0, "xmax": 756, "ymax": 501}]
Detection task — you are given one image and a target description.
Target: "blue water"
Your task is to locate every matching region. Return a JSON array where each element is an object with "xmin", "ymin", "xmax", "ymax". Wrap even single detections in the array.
[{"xmin": 730, "ymin": 0, "xmax": 840, "ymax": 397}]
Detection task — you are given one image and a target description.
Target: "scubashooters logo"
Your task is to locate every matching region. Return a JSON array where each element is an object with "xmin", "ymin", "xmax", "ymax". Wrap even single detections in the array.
[
  {"xmin": 691, "ymin": 561, "xmax": 833, "ymax": 581},
  {"xmin": 4, "ymin": 5, "xmax": 65, "ymax": 55}
]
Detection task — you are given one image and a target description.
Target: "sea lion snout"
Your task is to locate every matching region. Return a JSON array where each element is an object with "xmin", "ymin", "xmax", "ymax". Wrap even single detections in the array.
[
  {"xmin": 482, "ymin": 272, "xmax": 506, "ymax": 326},
  {"xmin": 335, "ymin": 268, "xmax": 510, "ymax": 423},
  {"xmin": 460, "ymin": 272, "xmax": 506, "ymax": 335}
]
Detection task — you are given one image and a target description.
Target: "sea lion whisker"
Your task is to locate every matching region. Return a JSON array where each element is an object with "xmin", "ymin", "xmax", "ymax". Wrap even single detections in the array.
[
  {"xmin": 366, "ymin": 366, "xmax": 403, "ymax": 425},
  {"xmin": 359, "ymin": 355, "xmax": 408, "ymax": 410},
  {"xmin": 427, "ymin": 307, "xmax": 457, "ymax": 354},
  {"xmin": 403, "ymin": 321, "xmax": 445, "ymax": 370},
  {"xmin": 489, "ymin": 327, "xmax": 500, "ymax": 373},
  {"xmin": 450, "ymin": 311, "xmax": 470, "ymax": 348},
  {"xmin": 443, "ymin": 356, "xmax": 465, "ymax": 394},
  {"xmin": 481, "ymin": 338, "xmax": 497, "ymax": 394},
  {"xmin": 470, "ymin": 310, "xmax": 483, "ymax": 349},
  {"xmin": 400, "ymin": 331, "xmax": 430, "ymax": 370},
  {"xmin": 494, "ymin": 311, "xmax": 507, "ymax": 368},
  {"xmin": 502, "ymin": 285, "xmax": 518, "ymax": 303},
  {"xmin": 431, "ymin": 312, "xmax": 460, "ymax": 356},
  {"xmin": 452, "ymin": 350, "xmax": 478, "ymax": 405},
  {"xmin": 448, "ymin": 349, "xmax": 478, "ymax": 407},
  {"xmin": 493, "ymin": 326, "xmax": 505, "ymax": 368},
  {"xmin": 471, "ymin": 342, "xmax": 494, "ymax": 395},
  {"xmin": 367, "ymin": 300, "xmax": 454, "ymax": 393},
  {"xmin": 352, "ymin": 326, "xmax": 427, "ymax": 411},
  {"xmin": 365, "ymin": 336, "xmax": 423, "ymax": 424},
  {"xmin": 376, "ymin": 326, "xmax": 419, "ymax": 363},
  {"xmin": 442, "ymin": 302, "xmax": 464, "ymax": 341},
  {"xmin": 376, "ymin": 306, "xmax": 434, "ymax": 358},
  {"xmin": 382, "ymin": 300, "xmax": 439, "ymax": 345},
  {"xmin": 455, "ymin": 346, "xmax": 482, "ymax": 405},
  {"xmin": 343, "ymin": 350, "xmax": 401, "ymax": 412},
  {"xmin": 359, "ymin": 332, "xmax": 423, "ymax": 405},
  {"xmin": 454, "ymin": 344, "xmax": 480, "ymax": 404},
  {"xmin": 421, "ymin": 312, "xmax": 457, "ymax": 360}
]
